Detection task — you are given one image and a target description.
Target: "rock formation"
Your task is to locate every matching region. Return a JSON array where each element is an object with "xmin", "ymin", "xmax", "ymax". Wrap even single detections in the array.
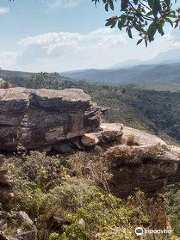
[
  {"xmin": 0, "ymin": 87, "xmax": 101, "ymax": 151},
  {"xmin": 1, "ymin": 85, "xmax": 180, "ymax": 238},
  {"xmin": 90, "ymin": 123, "xmax": 180, "ymax": 196},
  {"xmin": 78, "ymin": 123, "xmax": 180, "ymax": 196},
  {"xmin": 1, "ymin": 86, "xmax": 180, "ymax": 197}
]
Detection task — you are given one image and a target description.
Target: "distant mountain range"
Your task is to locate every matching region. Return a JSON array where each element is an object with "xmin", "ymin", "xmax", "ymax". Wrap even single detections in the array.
[
  {"xmin": 60, "ymin": 62, "xmax": 180, "ymax": 84},
  {"xmin": 1, "ymin": 62, "xmax": 180, "ymax": 86},
  {"xmin": 110, "ymin": 48, "xmax": 180, "ymax": 69},
  {"xmin": 60, "ymin": 48, "xmax": 180, "ymax": 84},
  {"xmin": 1, "ymin": 48, "xmax": 180, "ymax": 86}
]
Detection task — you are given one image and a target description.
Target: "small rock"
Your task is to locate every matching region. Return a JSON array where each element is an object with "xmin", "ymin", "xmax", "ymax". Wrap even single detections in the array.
[
  {"xmin": 81, "ymin": 134, "xmax": 99, "ymax": 147},
  {"xmin": 81, "ymin": 123, "xmax": 123, "ymax": 147},
  {"xmin": 78, "ymin": 218, "xmax": 85, "ymax": 226}
]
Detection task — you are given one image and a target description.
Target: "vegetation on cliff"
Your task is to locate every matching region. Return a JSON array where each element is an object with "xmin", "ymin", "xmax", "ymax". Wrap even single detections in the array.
[
  {"xmin": 4, "ymin": 148, "xmax": 178, "ymax": 240},
  {"xmin": 1, "ymin": 74, "xmax": 180, "ymax": 239}
]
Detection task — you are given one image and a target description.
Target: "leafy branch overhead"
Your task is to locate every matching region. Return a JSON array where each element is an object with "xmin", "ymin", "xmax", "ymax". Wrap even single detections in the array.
[{"xmin": 92, "ymin": 0, "xmax": 180, "ymax": 45}]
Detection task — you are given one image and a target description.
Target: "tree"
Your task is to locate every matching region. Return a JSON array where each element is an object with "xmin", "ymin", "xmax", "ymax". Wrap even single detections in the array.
[
  {"xmin": 92, "ymin": 0, "xmax": 180, "ymax": 45},
  {"xmin": 28, "ymin": 72, "xmax": 49, "ymax": 88}
]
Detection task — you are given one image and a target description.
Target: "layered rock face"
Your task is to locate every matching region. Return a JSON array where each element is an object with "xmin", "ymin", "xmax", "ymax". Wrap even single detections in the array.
[
  {"xmin": 1, "ymin": 86, "xmax": 180, "ymax": 197},
  {"xmin": 78, "ymin": 123, "xmax": 180, "ymax": 196},
  {"xmin": 101, "ymin": 124, "xmax": 180, "ymax": 196},
  {"xmin": 0, "ymin": 88, "xmax": 101, "ymax": 151}
]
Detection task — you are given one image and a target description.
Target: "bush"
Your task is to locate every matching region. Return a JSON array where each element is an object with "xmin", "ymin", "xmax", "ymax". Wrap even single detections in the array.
[
  {"xmin": 166, "ymin": 184, "xmax": 180, "ymax": 237},
  {"xmin": 126, "ymin": 135, "xmax": 139, "ymax": 146}
]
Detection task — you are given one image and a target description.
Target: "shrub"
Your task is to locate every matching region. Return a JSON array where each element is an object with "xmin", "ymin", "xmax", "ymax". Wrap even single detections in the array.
[
  {"xmin": 166, "ymin": 184, "xmax": 180, "ymax": 237},
  {"xmin": 126, "ymin": 135, "xmax": 139, "ymax": 146}
]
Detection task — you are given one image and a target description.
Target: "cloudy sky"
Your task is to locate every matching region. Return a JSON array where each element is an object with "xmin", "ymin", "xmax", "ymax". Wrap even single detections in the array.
[{"xmin": 0, "ymin": 0, "xmax": 180, "ymax": 72}]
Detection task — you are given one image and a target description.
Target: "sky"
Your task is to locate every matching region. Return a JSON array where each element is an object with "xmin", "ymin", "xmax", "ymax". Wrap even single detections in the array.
[{"xmin": 0, "ymin": 0, "xmax": 180, "ymax": 72}]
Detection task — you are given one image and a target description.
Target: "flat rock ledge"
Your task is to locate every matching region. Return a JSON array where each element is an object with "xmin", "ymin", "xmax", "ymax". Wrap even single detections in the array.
[
  {"xmin": 0, "ymin": 87, "xmax": 101, "ymax": 151},
  {"xmin": 80, "ymin": 123, "xmax": 180, "ymax": 196},
  {"xmin": 100, "ymin": 124, "xmax": 180, "ymax": 196}
]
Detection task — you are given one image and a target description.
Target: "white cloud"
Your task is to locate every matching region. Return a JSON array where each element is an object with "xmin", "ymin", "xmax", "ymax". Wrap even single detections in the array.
[
  {"xmin": 0, "ymin": 52, "xmax": 19, "ymax": 69},
  {"xmin": 1, "ymin": 27, "xmax": 180, "ymax": 72},
  {"xmin": 0, "ymin": 7, "xmax": 9, "ymax": 14},
  {"xmin": 47, "ymin": 0, "xmax": 82, "ymax": 9},
  {"xmin": 14, "ymin": 28, "xmax": 127, "ymax": 71}
]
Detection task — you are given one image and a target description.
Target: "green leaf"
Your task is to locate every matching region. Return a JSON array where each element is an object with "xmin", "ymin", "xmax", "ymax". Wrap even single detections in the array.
[
  {"xmin": 121, "ymin": 15, "xmax": 126, "ymax": 26},
  {"xmin": 127, "ymin": 28, "xmax": 133, "ymax": 38},
  {"xmin": 157, "ymin": 25, "xmax": 164, "ymax": 35},
  {"xmin": 118, "ymin": 20, "xmax": 122, "ymax": 30},
  {"xmin": 146, "ymin": 11, "xmax": 153, "ymax": 16},
  {"xmin": 145, "ymin": 39, "xmax": 148, "ymax": 47},
  {"xmin": 137, "ymin": 39, "xmax": 143, "ymax": 45},
  {"xmin": 105, "ymin": 19, "xmax": 112, "ymax": 26},
  {"xmin": 121, "ymin": 0, "xmax": 128, "ymax": 11},
  {"xmin": 165, "ymin": 17, "xmax": 173, "ymax": 27},
  {"xmin": 110, "ymin": 20, "xmax": 117, "ymax": 28},
  {"xmin": 109, "ymin": 0, "xmax": 114, "ymax": 10},
  {"xmin": 152, "ymin": 0, "xmax": 162, "ymax": 17},
  {"xmin": 165, "ymin": 0, "xmax": 170, "ymax": 7},
  {"xmin": 105, "ymin": 3, "xmax": 108, "ymax": 12},
  {"xmin": 175, "ymin": 19, "xmax": 179, "ymax": 28},
  {"xmin": 133, "ymin": 0, "xmax": 139, "ymax": 5},
  {"xmin": 147, "ymin": 22, "xmax": 157, "ymax": 41},
  {"xmin": 148, "ymin": 0, "xmax": 154, "ymax": 8}
]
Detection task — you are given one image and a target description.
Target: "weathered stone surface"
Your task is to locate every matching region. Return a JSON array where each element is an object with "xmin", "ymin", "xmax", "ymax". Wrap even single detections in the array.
[
  {"xmin": 81, "ymin": 123, "xmax": 123, "ymax": 147},
  {"xmin": 81, "ymin": 134, "xmax": 99, "ymax": 147},
  {"xmin": 123, "ymin": 126, "xmax": 166, "ymax": 146},
  {"xmin": 103, "ymin": 124, "xmax": 180, "ymax": 197},
  {"xmin": 0, "ymin": 211, "xmax": 37, "ymax": 240},
  {"xmin": 0, "ymin": 88, "xmax": 101, "ymax": 151}
]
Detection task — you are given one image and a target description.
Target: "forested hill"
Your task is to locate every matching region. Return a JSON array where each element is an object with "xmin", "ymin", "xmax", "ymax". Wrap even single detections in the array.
[
  {"xmin": 60, "ymin": 63, "xmax": 180, "ymax": 84},
  {"xmin": 72, "ymin": 83, "xmax": 180, "ymax": 143},
  {"xmin": 1, "ymin": 70, "xmax": 180, "ymax": 144},
  {"xmin": 0, "ymin": 70, "xmax": 71, "ymax": 86}
]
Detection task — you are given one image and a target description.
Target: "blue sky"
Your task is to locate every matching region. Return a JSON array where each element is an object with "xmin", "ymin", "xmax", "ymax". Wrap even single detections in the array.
[{"xmin": 0, "ymin": 0, "xmax": 180, "ymax": 72}]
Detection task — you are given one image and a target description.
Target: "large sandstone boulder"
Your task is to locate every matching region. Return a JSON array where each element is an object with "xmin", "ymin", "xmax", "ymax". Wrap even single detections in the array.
[
  {"xmin": 97, "ymin": 123, "xmax": 180, "ymax": 197},
  {"xmin": 0, "ymin": 88, "xmax": 101, "ymax": 151},
  {"xmin": 106, "ymin": 144, "xmax": 180, "ymax": 196}
]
